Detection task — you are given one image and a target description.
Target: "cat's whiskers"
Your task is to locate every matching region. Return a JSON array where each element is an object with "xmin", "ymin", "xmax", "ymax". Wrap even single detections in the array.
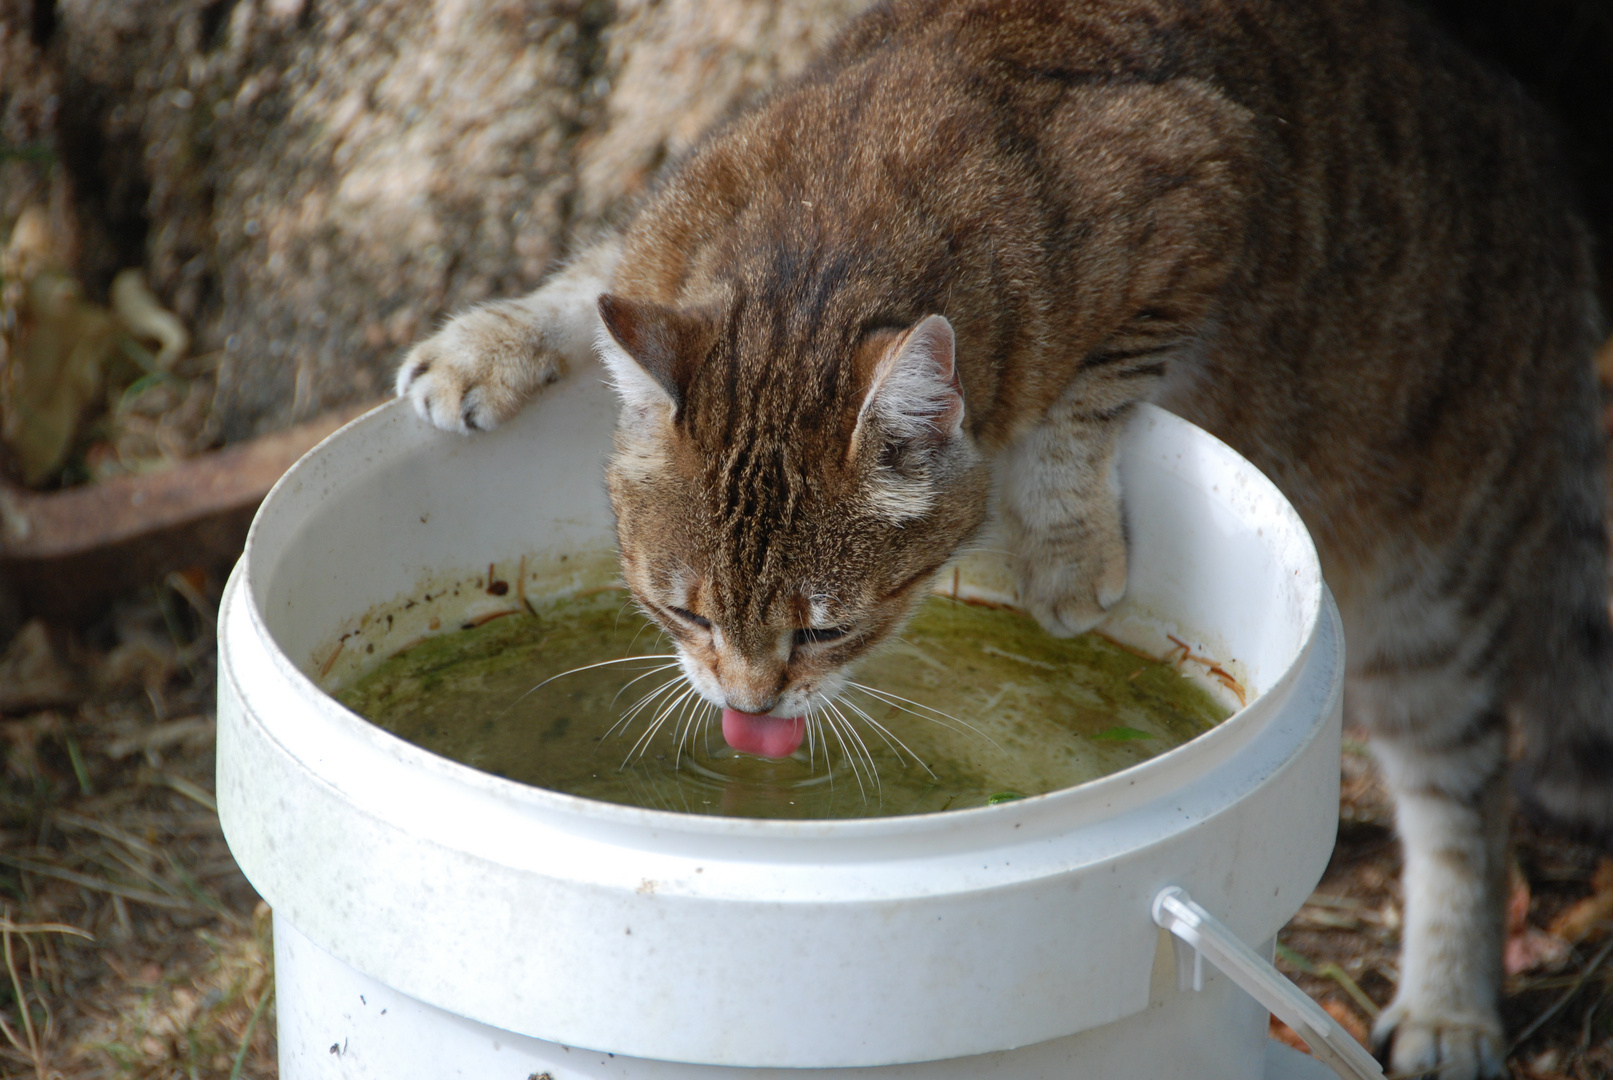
[
  {"xmin": 610, "ymin": 662, "xmax": 684, "ymax": 708},
  {"xmin": 613, "ymin": 596, "xmax": 643, "ymax": 633},
  {"xmin": 825, "ymin": 698, "xmax": 883, "ymax": 790},
  {"xmin": 845, "ymin": 705, "xmax": 888, "ymax": 799},
  {"xmin": 846, "ymin": 681, "xmax": 999, "ymax": 750},
  {"xmin": 606, "ymin": 673, "xmax": 687, "ymax": 739},
  {"xmin": 806, "ymin": 706, "xmax": 836, "ymax": 784},
  {"xmin": 814, "ymin": 706, "xmax": 866, "ymax": 800},
  {"xmin": 623, "ymin": 619, "xmax": 668, "ymax": 652},
  {"xmin": 610, "ymin": 673, "xmax": 681, "ymax": 728},
  {"xmin": 622, "ymin": 682, "xmax": 701, "ymax": 767},
  {"xmin": 700, "ymin": 702, "xmax": 719, "ymax": 756},
  {"xmin": 628, "ymin": 681, "xmax": 697, "ymax": 751},
  {"xmin": 837, "ymin": 695, "xmax": 937, "ymax": 779},
  {"xmin": 803, "ymin": 704, "xmax": 820, "ymax": 771},
  {"xmin": 672, "ymin": 696, "xmax": 714, "ymax": 769},
  {"xmin": 676, "ymin": 703, "xmax": 700, "ymax": 766},
  {"xmin": 498, "ymin": 653, "xmax": 679, "ymax": 725},
  {"xmin": 804, "ymin": 707, "xmax": 833, "ymax": 789},
  {"xmin": 525, "ymin": 654, "xmax": 680, "ymax": 695},
  {"xmin": 659, "ymin": 686, "xmax": 707, "ymax": 765},
  {"xmin": 668, "ymin": 693, "xmax": 693, "ymax": 766},
  {"xmin": 823, "ymin": 700, "xmax": 879, "ymax": 799}
]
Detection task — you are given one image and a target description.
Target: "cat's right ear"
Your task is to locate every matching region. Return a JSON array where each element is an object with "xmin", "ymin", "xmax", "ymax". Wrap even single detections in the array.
[
  {"xmin": 595, "ymin": 294, "xmax": 709, "ymax": 423},
  {"xmin": 851, "ymin": 315, "xmax": 966, "ymax": 458},
  {"xmin": 849, "ymin": 316, "xmax": 973, "ymax": 522}
]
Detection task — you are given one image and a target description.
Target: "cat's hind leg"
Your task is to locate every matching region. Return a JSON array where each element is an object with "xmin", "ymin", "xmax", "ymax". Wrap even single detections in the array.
[
  {"xmin": 1345, "ymin": 552, "xmax": 1525, "ymax": 1079},
  {"xmin": 1365, "ymin": 371, "xmax": 1613, "ymax": 1077},
  {"xmin": 1366, "ymin": 717, "xmax": 1509, "ymax": 1079},
  {"xmin": 396, "ymin": 238, "xmax": 621, "ymax": 431}
]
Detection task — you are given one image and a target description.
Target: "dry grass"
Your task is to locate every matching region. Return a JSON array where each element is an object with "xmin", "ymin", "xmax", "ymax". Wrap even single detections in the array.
[
  {"xmin": 2, "ymin": 569, "xmax": 1612, "ymax": 1079},
  {"xmin": 0, "ymin": 574, "xmax": 274, "ymax": 1080}
]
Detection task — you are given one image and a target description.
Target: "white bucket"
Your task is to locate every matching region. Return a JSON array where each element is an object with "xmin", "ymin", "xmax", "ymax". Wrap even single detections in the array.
[{"xmin": 217, "ymin": 374, "xmax": 1350, "ymax": 1080}]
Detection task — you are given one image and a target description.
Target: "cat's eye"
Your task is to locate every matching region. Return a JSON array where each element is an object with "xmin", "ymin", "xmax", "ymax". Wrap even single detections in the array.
[
  {"xmin": 794, "ymin": 626, "xmax": 850, "ymax": 646},
  {"xmin": 667, "ymin": 606, "xmax": 711, "ymax": 630}
]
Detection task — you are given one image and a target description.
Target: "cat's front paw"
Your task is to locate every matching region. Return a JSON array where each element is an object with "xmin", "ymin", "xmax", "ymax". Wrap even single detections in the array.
[
  {"xmin": 1014, "ymin": 526, "xmax": 1128, "ymax": 637},
  {"xmin": 396, "ymin": 300, "xmax": 562, "ymax": 432},
  {"xmin": 1371, "ymin": 998, "xmax": 1506, "ymax": 1080}
]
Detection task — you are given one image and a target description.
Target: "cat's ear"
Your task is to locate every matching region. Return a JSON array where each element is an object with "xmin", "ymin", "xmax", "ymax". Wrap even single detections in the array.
[
  {"xmin": 852, "ymin": 315, "xmax": 965, "ymax": 458},
  {"xmin": 596, "ymin": 294, "xmax": 708, "ymax": 420}
]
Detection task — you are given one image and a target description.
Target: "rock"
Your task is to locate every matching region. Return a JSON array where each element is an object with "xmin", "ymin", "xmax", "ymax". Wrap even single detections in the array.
[
  {"xmin": 32, "ymin": 0, "xmax": 870, "ymax": 442},
  {"xmin": 13, "ymin": 0, "xmax": 1606, "ymax": 450},
  {"xmin": 0, "ymin": 619, "xmax": 82, "ymax": 711}
]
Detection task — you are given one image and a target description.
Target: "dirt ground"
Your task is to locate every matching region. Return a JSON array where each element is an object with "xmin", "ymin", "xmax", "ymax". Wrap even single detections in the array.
[
  {"xmin": 2, "ymin": 566, "xmax": 1613, "ymax": 1079},
  {"xmin": 1276, "ymin": 739, "xmax": 1613, "ymax": 1080},
  {"xmin": 0, "ymin": 577, "xmax": 274, "ymax": 1078}
]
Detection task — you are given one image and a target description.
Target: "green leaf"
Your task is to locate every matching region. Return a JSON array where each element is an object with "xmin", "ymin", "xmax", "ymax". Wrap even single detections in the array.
[
  {"xmin": 0, "ymin": 141, "xmax": 55, "ymax": 164},
  {"xmin": 117, "ymin": 369, "xmax": 182, "ymax": 410},
  {"xmin": 64, "ymin": 734, "xmax": 92, "ymax": 795},
  {"xmin": 1275, "ymin": 942, "xmax": 1316, "ymax": 973},
  {"xmin": 117, "ymin": 333, "xmax": 161, "ymax": 374},
  {"xmin": 1093, "ymin": 725, "xmax": 1154, "ymax": 741}
]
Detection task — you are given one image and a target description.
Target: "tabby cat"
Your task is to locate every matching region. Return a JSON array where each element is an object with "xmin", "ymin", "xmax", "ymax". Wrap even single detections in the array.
[{"xmin": 394, "ymin": 1, "xmax": 1609, "ymax": 1075}]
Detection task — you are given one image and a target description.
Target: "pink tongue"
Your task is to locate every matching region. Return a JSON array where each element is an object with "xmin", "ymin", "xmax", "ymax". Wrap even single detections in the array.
[{"xmin": 721, "ymin": 708, "xmax": 806, "ymax": 758}]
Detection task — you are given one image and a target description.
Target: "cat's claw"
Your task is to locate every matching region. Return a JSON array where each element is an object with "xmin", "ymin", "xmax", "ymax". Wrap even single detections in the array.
[
  {"xmin": 1024, "ymin": 591, "xmax": 1107, "ymax": 637},
  {"xmin": 1019, "ymin": 567, "xmax": 1122, "ymax": 635},
  {"xmin": 1015, "ymin": 529, "xmax": 1128, "ymax": 638},
  {"xmin": 1371, "ymin": 1000, "xmax": 1506, "ymax": 1080},
  {"xmin": 395, "ymin": 300, "xmax": 562, "ymax": 433}
]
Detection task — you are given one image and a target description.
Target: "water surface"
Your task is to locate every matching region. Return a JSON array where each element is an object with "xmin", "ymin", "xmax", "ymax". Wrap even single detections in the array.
[{"xmin": 337, "ymin": 588, "xmax": 1232, "ymax": 819}]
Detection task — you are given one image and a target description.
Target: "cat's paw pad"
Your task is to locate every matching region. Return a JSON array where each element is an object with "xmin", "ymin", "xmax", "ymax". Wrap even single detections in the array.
[
  {"xmin": 396, "ymin": 303, "xmax": 555, "ymax": 432},
  {"xmin": 1016, "ymin": 536, "xmax": 1128, "ymax": 638},
  {"xmin": 1023, "ymin": 591, "xmax": 1107, "ymax": 637},
  {"xmin": 1371, "ymin": 1000, "xmax": 1505, "ymax": 1080}
]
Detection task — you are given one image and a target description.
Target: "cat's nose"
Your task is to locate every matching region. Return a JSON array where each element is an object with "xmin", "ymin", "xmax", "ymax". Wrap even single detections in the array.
[
  {"xmin": 717, "ymin": 652, "xmax": 786, "ymax": 714},
  {"xmin": 724, "ymin": 689, "xmax": 780, "ymax": 715}
]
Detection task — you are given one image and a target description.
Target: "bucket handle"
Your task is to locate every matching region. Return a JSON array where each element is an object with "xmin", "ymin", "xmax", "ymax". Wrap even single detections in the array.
[{"xmin": 1152, "ymin": 887, "xmax": 1384, "ymax": 1080}]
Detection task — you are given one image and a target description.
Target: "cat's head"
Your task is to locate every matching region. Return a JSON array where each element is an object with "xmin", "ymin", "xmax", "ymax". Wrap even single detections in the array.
[{"xmin": 596, "ymin": 292, "xmax": 990, "ymax": 751}]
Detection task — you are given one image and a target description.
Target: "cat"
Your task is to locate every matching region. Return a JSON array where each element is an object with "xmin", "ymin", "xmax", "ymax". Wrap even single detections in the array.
[{"xmin": 394, "ymin": 1, "xmax": 1610, "ymax": 1076}]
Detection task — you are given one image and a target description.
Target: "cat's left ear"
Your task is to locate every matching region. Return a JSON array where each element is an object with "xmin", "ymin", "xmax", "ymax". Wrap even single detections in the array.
[
  {"xmin": 596, "ymin": 294, "xmax": 711, "ymax": 422},
  {"xmin": 851, "ymin": 315, "xmax": 965, "ymax": 458}
]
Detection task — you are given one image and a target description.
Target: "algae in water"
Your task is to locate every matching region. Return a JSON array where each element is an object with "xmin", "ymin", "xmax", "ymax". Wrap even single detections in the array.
[{"xmin": 337, "ymin": 588, "xmax": 1232, "ymax": 820}]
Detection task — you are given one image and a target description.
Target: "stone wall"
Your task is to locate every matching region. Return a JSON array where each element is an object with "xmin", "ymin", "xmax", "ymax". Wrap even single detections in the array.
[
  {"xmin": 4, "ymin": 0, "xmax": 1609, "ymax": 446},
  {"xmin": 4, "ymin": 0, "xmax": 867, "ymax": 441}
]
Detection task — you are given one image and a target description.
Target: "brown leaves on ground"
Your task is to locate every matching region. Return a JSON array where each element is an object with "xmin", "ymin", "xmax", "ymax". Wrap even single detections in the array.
[
  {"xmin": 1547, "ymin": 857, "xmax": 1613, "ymax": 946},
  {"xmin": 1, "ymin": 207, "xmax": 218, "ymax": 490},
  {"xmin": 75, "ymin": 903, "xmax": 273, "ymax": 1080},
  {"xmin": 1269, "ymin": 999, "xmax": 1371, "ymax": 1055},
  {"xmin": 0, "ymin": 623, "xmax": 82, "ymax": 714},
  {"xmin": 1509, "ymin": 865, "xmax": 1574, "ymax": 977},
  {"xmin": 0, "ymin": 575, "xmax": 274, "ymax": 1080},
  {"xmin": 1276, "ymin": 732, "xmax": 1613, "ymax": 1079}
]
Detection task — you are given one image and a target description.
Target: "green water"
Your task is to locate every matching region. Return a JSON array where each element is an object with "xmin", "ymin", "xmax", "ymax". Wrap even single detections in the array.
[{"xmin": 336, "ymin": 589, "xmax": 1233, "ymax": 819}]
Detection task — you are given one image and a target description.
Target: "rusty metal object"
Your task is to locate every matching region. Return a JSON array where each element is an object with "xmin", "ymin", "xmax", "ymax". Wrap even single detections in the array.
[{"xmin": 0, "ymin": 401, "xmax": 382, "ymax": 624}]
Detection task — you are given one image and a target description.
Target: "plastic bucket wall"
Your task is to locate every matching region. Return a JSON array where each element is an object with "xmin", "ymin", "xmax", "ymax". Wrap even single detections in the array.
[{"xmin": 216, "ymin": 376, "xmax": 1344, "ymax": 1078}]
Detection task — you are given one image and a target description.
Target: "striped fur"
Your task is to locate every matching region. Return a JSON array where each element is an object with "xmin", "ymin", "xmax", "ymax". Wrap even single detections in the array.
[{"xmin": 397, "ymin": 2, "xmax": 1608, "ymax": 1075}]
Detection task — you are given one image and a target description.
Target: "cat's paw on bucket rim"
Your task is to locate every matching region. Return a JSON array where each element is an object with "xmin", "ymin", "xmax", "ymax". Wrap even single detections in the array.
[{"xmin": 721, "ymin": 708, "xmax": 806, "ymax": 758}]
